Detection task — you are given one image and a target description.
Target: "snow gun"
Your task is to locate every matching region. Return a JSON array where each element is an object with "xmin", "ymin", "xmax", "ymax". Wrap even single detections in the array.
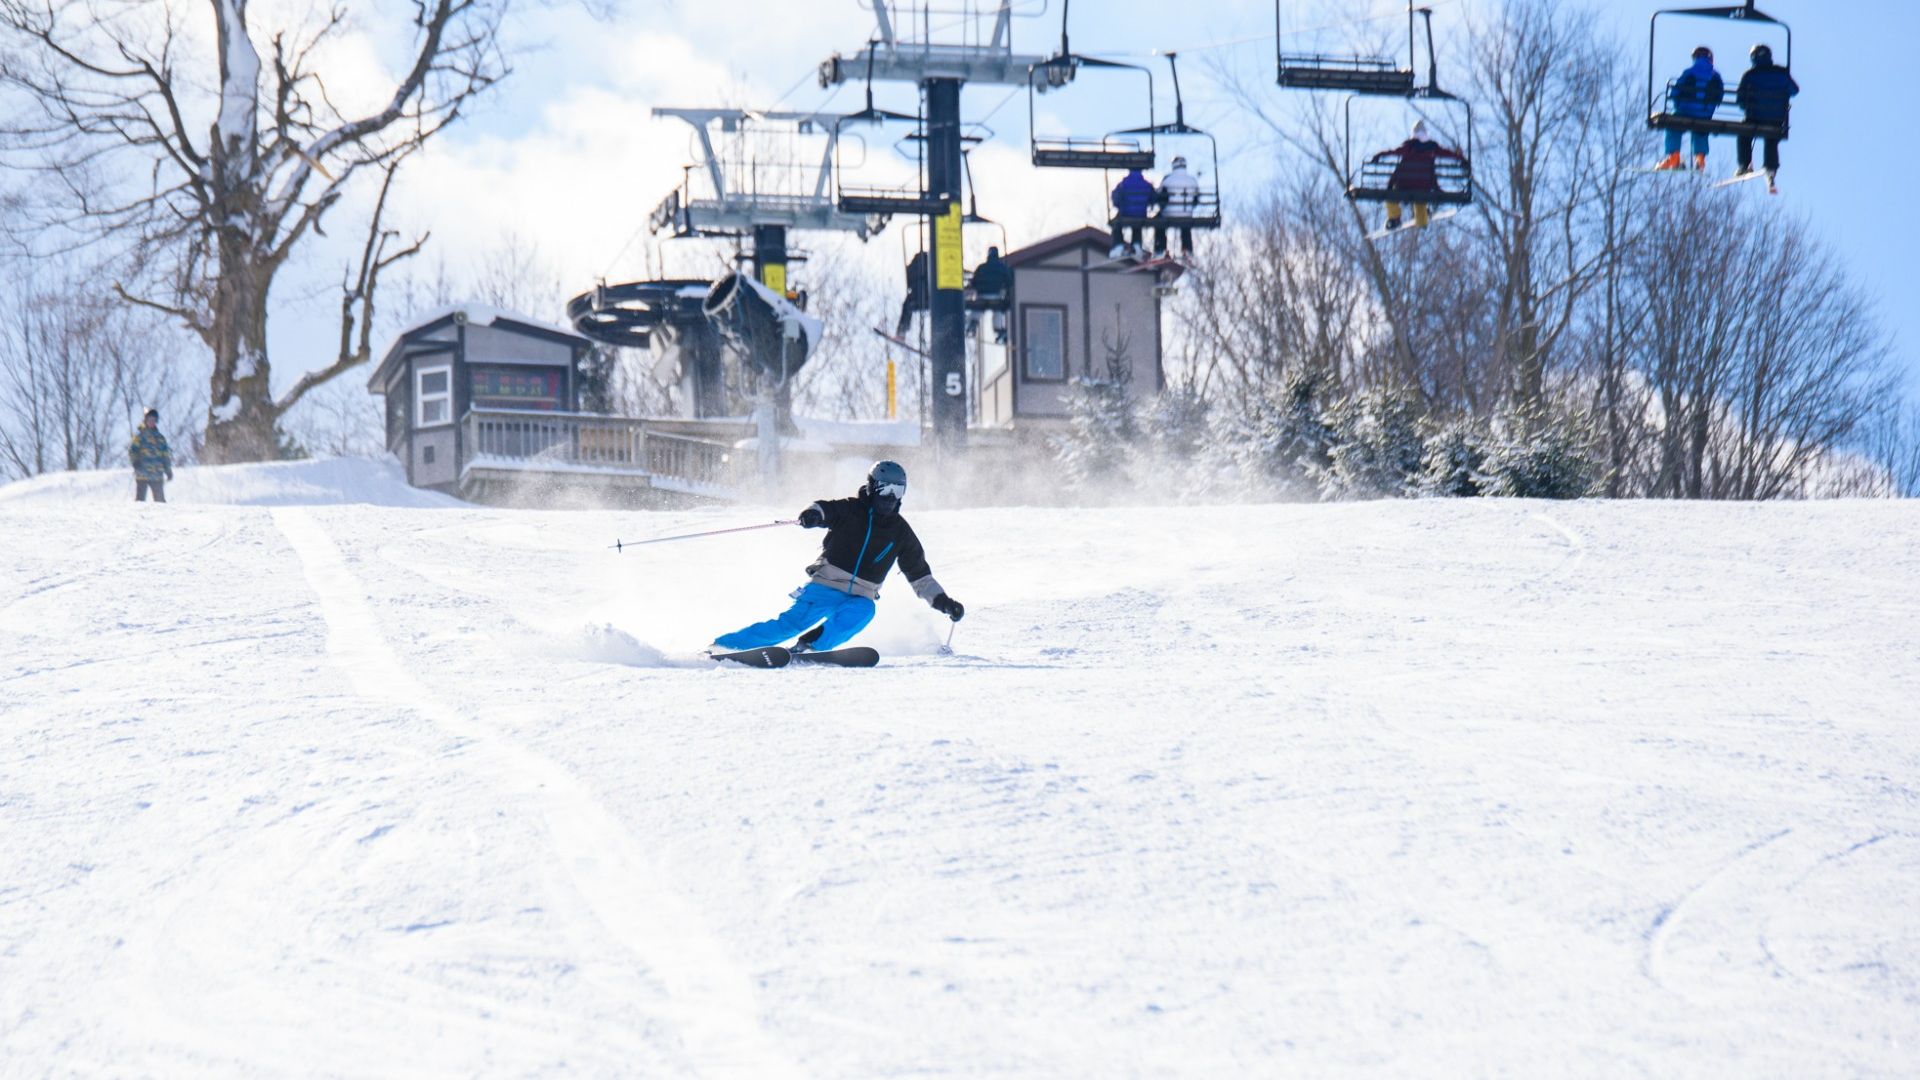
[{"xmin": 611, "ymin": 520, "xmax": 798, "ymax": 552}]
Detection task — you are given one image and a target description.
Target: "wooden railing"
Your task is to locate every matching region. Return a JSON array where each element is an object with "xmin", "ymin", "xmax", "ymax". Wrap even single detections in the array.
[{"xmin": 462, "ymin": 409, "xmax": 733, "ymax": 491}]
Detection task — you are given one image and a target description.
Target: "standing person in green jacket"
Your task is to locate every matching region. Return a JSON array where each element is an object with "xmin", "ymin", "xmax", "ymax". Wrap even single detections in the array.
[{"xmin": 129, "ymin": 408, "xmax": 173, "ymax": 502}]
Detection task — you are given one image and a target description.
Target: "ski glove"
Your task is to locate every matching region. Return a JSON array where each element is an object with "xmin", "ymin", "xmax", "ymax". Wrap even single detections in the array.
[
  {"xmin": 798, "ymin": 504, "xmax": 826, "ymax": 528},
  {"xmin": 932, "ymin": 593, "xmax": 964, "ymax": 622}
]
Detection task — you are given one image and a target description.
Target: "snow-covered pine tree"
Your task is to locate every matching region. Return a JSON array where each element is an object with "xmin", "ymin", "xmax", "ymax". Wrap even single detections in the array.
[
  {"xmin": 1138, "ymin": 376, "xmax": 1212, "ymax": 501},
  {"xmin": 1218, "ymin": 368, "xmax": 1336, "ymax": 499},
  {"xmin": 1054, "ymin": 313, "xmax": 1139, "ymax": 500},
  {"xmin": 1316, "ymin": 384, "xmax": 1426, "ymax": 500},
  {"xmin": 1480, "ymin": 405, "xmax": 1600, "ymax": 499},
  {"xmin": 1418, "ymin": 415, "xmax": 1492, "ymax": 498}
]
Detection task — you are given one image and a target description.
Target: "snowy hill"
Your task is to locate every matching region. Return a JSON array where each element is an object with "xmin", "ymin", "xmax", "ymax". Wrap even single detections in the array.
[
  {"xmin": 3, "ymin": 475, "xmax": 1918, "ymax": 1076},
  {"xmin": 0, "ymin": 456, "xmax": 465, "ymax": 508}
]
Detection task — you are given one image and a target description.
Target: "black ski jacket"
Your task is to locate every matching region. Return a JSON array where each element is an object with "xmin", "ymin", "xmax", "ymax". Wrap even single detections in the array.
[{"xmin": 802, "ymin": 493, "xmax": 945, "ymax": 603}]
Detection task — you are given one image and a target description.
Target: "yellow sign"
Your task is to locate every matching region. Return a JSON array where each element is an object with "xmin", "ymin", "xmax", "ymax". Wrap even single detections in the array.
[
  {"xmin": 759, "ymin": 261, "xmax": 787, "ymax": 295},
  {"xmin": 934, "ymin": 202, "xmax": 964, "ymax": 291}
]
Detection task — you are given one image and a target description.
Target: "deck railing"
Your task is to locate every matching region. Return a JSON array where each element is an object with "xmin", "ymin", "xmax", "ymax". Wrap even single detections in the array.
[{"xmin": 462, "ymin": 409, "xmax": 733, "ymax": 491}]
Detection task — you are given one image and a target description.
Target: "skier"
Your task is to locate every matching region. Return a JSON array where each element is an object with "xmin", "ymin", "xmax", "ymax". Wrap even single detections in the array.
[
  {"xmin": 128, "ymin": 407, "xmax": 173, "ymax": 503},
  {"xmin": 1370, "ymin": 120, "xmax": 1467, "ymax": 232},
  {"xmin": 710, "ymin": 461, "xmax": 964, "ymax": 656},
  {"xmin": 1733, "ymin": 43, "xmax": 1798, "ymax": 193},
  {"xmin": 1154, "ymin": 155, "xmax": 1202, "ymax": 258},
  {"xmin": 1109, "ymin": 168, "xmax": 1156, "ymax": 258},
  {"xmin": 1655, "ymin": 46, "xmax": 1723, "ymax": 172}
]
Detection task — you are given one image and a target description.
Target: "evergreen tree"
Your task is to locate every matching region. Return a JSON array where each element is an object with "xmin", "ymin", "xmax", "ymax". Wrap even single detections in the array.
[
  {"xmin": 1054, "ymin": 320, "xmax": 1139, "ymax": 499},
  {"xmin": 1220, "ymin": 368, "xmax": 1336, "ymax": 499},
  {"xmin": 1316, "ymin": 384, "xmax": 1426, "ymax": 500},
  {"xmin": 1419, "ymin": 416, "xmax": 1492, "ymax": 497}
]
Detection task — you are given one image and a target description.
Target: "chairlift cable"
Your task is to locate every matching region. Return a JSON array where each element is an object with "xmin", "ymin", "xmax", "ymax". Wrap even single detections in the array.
[{"xmin": 1089, "ymin": 0, "xmax": 1464, "ymax": 60}]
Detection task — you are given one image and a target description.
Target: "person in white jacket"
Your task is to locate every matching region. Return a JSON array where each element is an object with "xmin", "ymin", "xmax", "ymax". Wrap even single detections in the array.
[{"xmin": 1154, "ymin": 156, "xmax": 1202, "ymax": 258}]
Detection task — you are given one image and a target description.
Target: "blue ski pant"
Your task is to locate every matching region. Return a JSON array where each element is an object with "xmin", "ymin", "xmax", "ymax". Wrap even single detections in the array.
[
  {"xmin": 1665, "ymin": 128, "xmax": 1709, "ymax": 157},
  {"xmin": 714, "ymin": 582, "xmax": 875, "ymax": 652}
]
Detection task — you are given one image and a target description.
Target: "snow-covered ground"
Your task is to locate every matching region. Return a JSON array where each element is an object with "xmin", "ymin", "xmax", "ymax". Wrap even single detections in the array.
[{"xmin": 3, "ymin": 460, "xmax": 1918, "ymax": 1077}]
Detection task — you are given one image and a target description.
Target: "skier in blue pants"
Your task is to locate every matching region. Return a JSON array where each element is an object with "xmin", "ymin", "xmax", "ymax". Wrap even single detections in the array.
[{"xmin": 712, "ymin": 461, "xmax": 964, "ymax": 654}]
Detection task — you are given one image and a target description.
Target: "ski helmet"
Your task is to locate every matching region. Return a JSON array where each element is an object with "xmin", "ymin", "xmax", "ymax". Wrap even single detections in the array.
[
  {"xmin": 1171, "ymin": 155, "xmax": 1188, "ymax": 170},
  {"xmin": 867, "ymin": 460, "xmax": 907, "ymax": 508},
  {"xmin": 1750, "ymin": 43, "xmax": 1773, "ymax": 65},
  {"xmin": 1691, "ymin": 45, "xmax": 1713, "ymax": 61}
]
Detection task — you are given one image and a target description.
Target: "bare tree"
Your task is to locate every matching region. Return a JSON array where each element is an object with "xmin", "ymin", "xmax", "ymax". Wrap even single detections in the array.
[
  {"xmin": 0, "ymin": 257, "xmax": 189, "ymax": 480},
  {"xmin": 0, "ymin": 0, "xmax": 511, "ymax": 462},
  {"xmin": 1466, "ymin": 0, "xmax": 1626, "ymax": 413}
]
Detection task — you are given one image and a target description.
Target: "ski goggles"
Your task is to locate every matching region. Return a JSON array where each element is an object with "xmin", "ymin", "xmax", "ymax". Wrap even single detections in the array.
[{"xmin": 874, "ymin": 481, "xmax": 907, "ymax": 500}]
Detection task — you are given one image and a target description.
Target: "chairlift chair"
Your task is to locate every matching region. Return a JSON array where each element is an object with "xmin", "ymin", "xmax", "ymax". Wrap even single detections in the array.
[
  {"xmin": 1275, "ymin": 1, "xmax": 1421, "ymax": 95},
  {"xmin": 1344, "ymin": 88, "xmax": 1475, "ymax": 209},
  {"xmin": 1108, "ymin": 54, "xmax": 1224, "ymax": 239},
  {"xmin": 1646, "ymin": 1, "xmax": 1793, "ymax": 142},
  {"xmin": 1027, "ymin": 53, "xmax": 1159, "ymax": 170},
  {"xmin": 833, "ymin": 45, "xmax": 955, "ymax": 217}
]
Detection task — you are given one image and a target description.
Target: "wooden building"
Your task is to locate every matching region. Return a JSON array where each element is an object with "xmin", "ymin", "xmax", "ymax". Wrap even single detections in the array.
[
  {"xmin": 974, "ymin": 226, "xmax": 1166, "ymax": 430},
  {"xmin": 366, "ymin": 305, "xmax": 733, "ymax": 506}
]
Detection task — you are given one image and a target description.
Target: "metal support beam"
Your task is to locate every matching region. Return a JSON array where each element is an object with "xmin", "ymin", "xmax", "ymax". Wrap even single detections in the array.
[{"xmin": 925, "ymin": 78, "xmax": 967, "ymax": 453}]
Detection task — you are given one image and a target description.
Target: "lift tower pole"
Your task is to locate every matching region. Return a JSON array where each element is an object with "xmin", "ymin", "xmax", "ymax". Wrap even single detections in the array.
[
  {"xmin": 820, "ymin": 2, "xmax": 1054, "ymax": 456},
  {"xmin": 923, "ymin": 79, "xmax": 966, "ymax": 447}
]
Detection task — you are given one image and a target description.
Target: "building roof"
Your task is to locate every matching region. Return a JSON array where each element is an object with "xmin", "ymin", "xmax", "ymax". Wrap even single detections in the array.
[
  {"xmin": 1002, "ymin": 226, "xmax": 1112, "ymax": 268},
  {"xmin": 368, "ymin": 303, "xmax": 590, "ymax": 392}
]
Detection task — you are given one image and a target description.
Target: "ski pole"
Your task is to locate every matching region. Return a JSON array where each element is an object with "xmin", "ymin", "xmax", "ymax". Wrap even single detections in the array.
[
  {"xmin": 611, "ymin": 520, "xmax": 798, "ymax": 552},
  {"xmin": 939, "ymin": 623, "xmax": 956, "ymax": 656}
]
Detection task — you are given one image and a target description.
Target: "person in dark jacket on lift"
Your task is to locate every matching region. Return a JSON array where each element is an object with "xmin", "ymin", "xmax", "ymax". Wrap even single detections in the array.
[
  {"xmin": 1734, "ymin": 43, "xmax": 1798, "ymax": 193},
  {"xmin": 1654, "ymin": 46, "xmax": 1724, "ymax": 172},
  {"xmin": 1109, "ymin": 168, "xmax": 1157, "ymax": 258},
  {"xmin": 711, "ymin": 461, "xmax": 964, "ymax": 655},
  {"xmin": 1372, "ymin": 119, "xmax": 1467, "ymax": 232}
]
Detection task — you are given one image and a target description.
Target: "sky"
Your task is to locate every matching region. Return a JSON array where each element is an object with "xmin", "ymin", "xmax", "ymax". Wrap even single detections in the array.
[{"xmin": 266, "ymin": 0, "xmax": 1919, "ymax": 397}]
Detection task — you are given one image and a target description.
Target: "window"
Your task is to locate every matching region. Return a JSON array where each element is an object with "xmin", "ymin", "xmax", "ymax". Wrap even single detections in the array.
[
  {"xmin": 1022, "ymin": 305, "xmax": 1066, "ymax": 382},
  {"xmin": 416, "ymin": 364, "xmax": 452, "ymax": 426}
]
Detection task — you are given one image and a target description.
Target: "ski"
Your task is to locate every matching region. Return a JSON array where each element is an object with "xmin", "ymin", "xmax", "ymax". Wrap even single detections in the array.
[
  {"xmin": 1711, "ymin": 170, "xmax": 1769, "ymax": 190},
  {"xmin": 1366, "ymin": 210, "xmax": 1460, "ymax": 241},
  {"xmin": 708, "ymin": 646, "xmax": 791, "ymax": 669},
  {"xmin": 790, "ymin": 647, "xmax": 881, "ymax": 668}
]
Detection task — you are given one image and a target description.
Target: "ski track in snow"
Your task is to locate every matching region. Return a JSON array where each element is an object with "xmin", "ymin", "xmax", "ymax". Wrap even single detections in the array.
[
  {"xmin": 269, "ymin": 507, "xmax": 802, "ymax": 1079},
  {"xmin": 4, "ymin": 480, "xmax": 1920, "ymax": 1077}
]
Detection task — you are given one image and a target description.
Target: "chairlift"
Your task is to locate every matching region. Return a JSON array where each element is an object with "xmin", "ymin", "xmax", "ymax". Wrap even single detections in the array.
[
  {"xmin": 1646, "ymin": 1, "xmax": 1793, "ymax": 141},
  {"xmin": 1026, "ymin": 2, "xmax": 1158, "ymax": 169},
  {"xmin": 1339, "ymin": 7, "xmax": 1473, "ymax": 214},
  {"xmin": 1343, "ymin": 90, "xmax": 1474, "ymax": 209},
  {"xmin": 896, "ymin": 148, "xmax": 1010, "ymax": 321},
  {"xmin": 1026, "ymin": 55, "xmax": 1159, "ymax": 170},
  {"xmin": 1275, "ymin": 0, "xmax": 1420, "ymax": 95},
  {"xmin": 1108, "ymin": 54, "xmax": 1223, "ymax": 236},
  {"xmin": 833, "ymin": 42, "xmax": 954, "ymax": 216}
]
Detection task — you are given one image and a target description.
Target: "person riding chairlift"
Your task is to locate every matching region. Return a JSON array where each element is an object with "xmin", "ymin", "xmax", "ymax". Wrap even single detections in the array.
[
  {"xmin": 1370, "ymin": 119, "xmax": 1467, "ymax": 233},
  {"xmin": 1655, "ymin": 46, "xmax": 1723, "ymax": 172},
  {"xmin": 1154, "ymin": 156, "xmax": 1202, "ymax": 258},
  {"xmin": 1109, "ymin": 168, "xmax": 1156, "ymax": 259},
  {"xmin": 968, "ymin": 246, "xmax": 1012, "ymax": 343},
  {"xmin": 1734, "ymin": 43, "xmax": 1798, "ymax": 194}
]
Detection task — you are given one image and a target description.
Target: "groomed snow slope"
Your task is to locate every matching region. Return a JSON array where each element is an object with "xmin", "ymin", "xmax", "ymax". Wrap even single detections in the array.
[{"xmin": 3, "ymin": 473, "xmax": 1918, "ymax": 1077}]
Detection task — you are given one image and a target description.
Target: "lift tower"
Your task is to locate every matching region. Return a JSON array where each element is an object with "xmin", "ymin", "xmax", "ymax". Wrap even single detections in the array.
[{"xmin": 820, "ymin": 1, "xmax": 1053, "ymax": 453}]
